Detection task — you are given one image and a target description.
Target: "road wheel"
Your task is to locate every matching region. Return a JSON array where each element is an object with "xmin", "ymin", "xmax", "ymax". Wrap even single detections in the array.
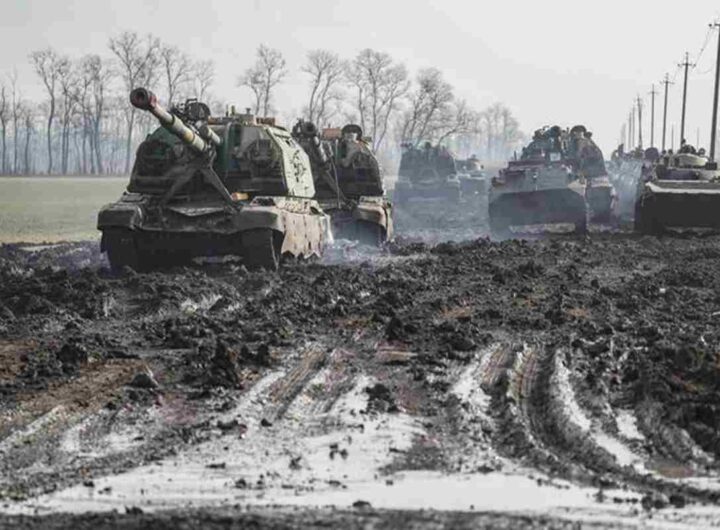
[
  {"xmin": 103, "ymin": 229, "xmax": 143, "ymax": 273},
  {"xmin": 242, "ymin": 229, "xmax": 281, "ymax": 271}
]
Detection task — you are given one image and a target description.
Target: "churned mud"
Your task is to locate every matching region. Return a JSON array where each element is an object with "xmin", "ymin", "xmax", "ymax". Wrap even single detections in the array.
[{"xmin": 2, "ymin": 227, "xmax": 720, "ymax": 528}]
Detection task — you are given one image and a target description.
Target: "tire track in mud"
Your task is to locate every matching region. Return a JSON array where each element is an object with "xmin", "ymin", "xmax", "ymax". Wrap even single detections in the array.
[{"xmin": 484, "ymin": 341, "xmax": 720, "ymax": 506}]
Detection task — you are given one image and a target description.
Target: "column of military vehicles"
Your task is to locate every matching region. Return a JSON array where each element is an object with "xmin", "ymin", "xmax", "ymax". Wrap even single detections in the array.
[{"xmin": 97, "ymin": 89, "xmax": 720, "ymax": 271}]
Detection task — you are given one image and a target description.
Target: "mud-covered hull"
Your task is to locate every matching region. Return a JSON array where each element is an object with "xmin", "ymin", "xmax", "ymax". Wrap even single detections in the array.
[
  {"xmin": 488, "ymin": 186, "xmax": 587, "ymax": 236},
  {"xmin": 320, "ymin": 196, "xmax": 393, "ymax": 245},
  {"xmin": 635, "ymin": 181, "xmax": 720, "ymax": 233},
  {"xmin": 97, "ymin": 194, "xmax": 328, "ymax": 270}
]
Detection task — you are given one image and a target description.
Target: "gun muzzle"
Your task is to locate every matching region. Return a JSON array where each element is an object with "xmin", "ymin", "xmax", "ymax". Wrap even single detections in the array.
[
  {"xmin": 130, "ymin": 87, "xmax": 208, "ymax": 154},
  {"xmin": 129, "ymin": 87, "xmax": 155, "ymax": 111}
]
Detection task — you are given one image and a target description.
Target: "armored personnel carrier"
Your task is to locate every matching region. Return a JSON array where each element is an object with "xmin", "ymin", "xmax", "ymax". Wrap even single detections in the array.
[
  {"xmin": 291, "ymin": 121, "xmax": 392, "ymax": 245},
  {"xmin": 97, "ymin": 88, "xmax": 328, "ymax": 271},
  {"xmin": 634, "ymin": 144, "xmax": 720, "ymax": 234},
  {"xmin": 489, "ymin": 125, "xmax": 613, "ymax": 237},
  {"xmin": 394, "ymin": 143, "xmax": 462, "ymax": 204}
]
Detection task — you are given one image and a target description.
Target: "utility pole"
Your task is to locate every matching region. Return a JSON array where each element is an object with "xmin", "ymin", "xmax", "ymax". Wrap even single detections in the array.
[
  {"xmin": 710, "ymin": 21, "xmax": 720, "ymax": 162},
  {"xmin": 649, "ymin": 84, "xmax": 659, "ymax": 148},
  {"xmin": 661, "ymin": 73, "xmax": 673, "ymax": 151},
  {"xmin": 637, "ymin": 95, "xmax": 644, "ymax": 149},
  {"xmin": 679, "ymin": 52, "xmax": 695, "ymax": 147},
  {"xmin": 671, "ymin": 124, "xmax": 675, "ymax": 151}
]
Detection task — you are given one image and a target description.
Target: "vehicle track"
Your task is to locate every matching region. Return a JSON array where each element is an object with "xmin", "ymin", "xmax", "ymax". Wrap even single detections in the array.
[{"xmin": 485, "ymin": 341, "xmax": 720, "ymax": 507}]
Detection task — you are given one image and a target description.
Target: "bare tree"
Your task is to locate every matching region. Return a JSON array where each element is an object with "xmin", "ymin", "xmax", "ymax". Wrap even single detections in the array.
[
  {"xmin": 22, "ymin": 104, "xmax": 34, "ymax": 174},
  {"xmin": 346, "ymin": 49, "xmax": 409, "ymax": 152},
  {"xmin": 399, "ymin": 68, "xmax": 455, "ymax": 146},
  {"xmin": 479, "ymin": 103, "xmax": 522, "ymax": 161},
  {"xmin": 81, "ymin": 55, "xmax": 112, "ymax": 174},
  {"xmin": 0, "ymin": 83, "xmax": 7, "ymax": 174},
  {"xmin": 8, "ymin": 70, "xmax": 21, "ymax": 173},
  {"xmin": 160, "ymin": 44, "xmax": 191, "ymax": 105},
  {"xmin": 239, "ymin": 68, "xmax": 263, "ymax": 115},
  {"xmin": 191, "ymin": 59, "xmax": 214, "ymax": 102},
  {"xmin": 108, "ymin": 31, "xmax": 160, "ymax": 173},
  {"xmin": 435, "ymin": 100, "xmax": 477, "ymax": 144},
  {"xmin": 58, "ymin": 60, "xmax": 80, "ymax": 174},
  {"xmin": 499, "ymin": 106, "xmax": 522, "ymax": 158},
  {"xmin": 302, "ymin": 49, "xmax": 344, "ymax": 126},
  {"xmin": 76, "ymin": 59, "xmax": 94, "ymax": 174},
  {"xmin": 30, "ymin": 48, "xmax": 64, "ymax": 174},
  {"xmin": 239, "ymin": 45, "xmax": 287, "ymax": 116}
]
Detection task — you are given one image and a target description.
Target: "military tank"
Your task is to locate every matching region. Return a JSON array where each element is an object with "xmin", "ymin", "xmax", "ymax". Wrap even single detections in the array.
[
  {"xmin": 291, "ymin": 121, "xmax": 392, "ymax": 245},
  {"xmin": 97, "ymin": 88, "xmax": 328, "ymax": 272},
  {"xmin": 489, "ymin": 125, "xmax": 612, "ymax": 237},
  {"xmin": 394, "ymin": 143, "xmax": 462, "ymax": 204},
  {"xmin": 634, "ymin": 144, "xmax": 720, "ymax": 234}
]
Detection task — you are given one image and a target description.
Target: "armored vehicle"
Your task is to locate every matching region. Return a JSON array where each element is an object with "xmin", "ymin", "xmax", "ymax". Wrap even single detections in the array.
[
  {"xmin": 97, "ymin": 88, "xmax": 328, "ymax": 271},
  {"xmin": 608, "ymin": 145, "xmax": 657, "ymax": 220},
  {"xmin": 489, "ymin": 125, "xmax": 613, "ymax": 237},
  {"xmin": 634, "ymin": 144, "xmax": 720, "ymax": 234},
  {"xmin": 456, "ymin": 155, "xmax": 488, "ymax": 200},
  {"xmin": 292, "ymin": 121, "xmax": 392, "ymax": 245},
  {"xmin": 394, "ymin": 143, "xmax": 462, "ymax": 203}
]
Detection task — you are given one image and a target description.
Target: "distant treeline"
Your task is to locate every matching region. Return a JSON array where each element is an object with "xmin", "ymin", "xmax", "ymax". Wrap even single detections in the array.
[{"xmin": 0, "ymin": 32, "xmax": 525, "ymax": 176}]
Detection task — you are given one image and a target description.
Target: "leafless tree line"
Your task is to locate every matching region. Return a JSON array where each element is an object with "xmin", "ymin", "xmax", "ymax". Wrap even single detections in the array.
[
  {"xmin": 0, "ymin": 31, "xmax": 216, "ymax": 176},
  {"xmin": 240, "ymin": 45, "xmax": 523, "ymax": 162},
  {"xmin": 2, "ymin": 36, "xmax": 522, "ymax": 176}
]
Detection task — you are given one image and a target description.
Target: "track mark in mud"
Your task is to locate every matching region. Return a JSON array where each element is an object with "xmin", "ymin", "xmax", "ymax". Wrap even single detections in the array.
[
  {"xmin": 267, "ymin": 347, "xmax": 329, "ymax": 420},
  {"xmin": 477, "ymin": 342, "xmax": 515, "ymax": 392},
  {"xmin": 491, "ymin": 342, "xmax": 720, "ymax": 507},
  {"xmin": 635, "ymin": 400, "xmax": 714, "ymax": 473}
]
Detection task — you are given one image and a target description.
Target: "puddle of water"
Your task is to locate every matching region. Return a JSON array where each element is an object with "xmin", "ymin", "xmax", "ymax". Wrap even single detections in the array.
[
  {"xmin": 265, "ymin": 470, "xmax": 637, "ymax": 513},
  {"xmin": 7, "ymin": 371, "xmax": 421, "ymax": 515}
]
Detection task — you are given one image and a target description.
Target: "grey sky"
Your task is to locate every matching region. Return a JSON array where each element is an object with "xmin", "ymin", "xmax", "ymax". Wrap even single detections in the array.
[{"xmin": 2, "ymin": 0, "xmax": 720, "ymax": 156}]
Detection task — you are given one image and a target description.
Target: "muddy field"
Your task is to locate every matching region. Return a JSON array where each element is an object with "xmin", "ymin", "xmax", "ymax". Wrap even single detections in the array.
[{"xmin": 2, "ymin": 203, "xmax": 720, "ymax": 528}]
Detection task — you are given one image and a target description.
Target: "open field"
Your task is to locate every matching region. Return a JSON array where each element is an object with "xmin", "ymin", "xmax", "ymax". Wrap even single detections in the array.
[{"xmin": 0, "ymin": 177, "xmax": 127, "ymax": 244}]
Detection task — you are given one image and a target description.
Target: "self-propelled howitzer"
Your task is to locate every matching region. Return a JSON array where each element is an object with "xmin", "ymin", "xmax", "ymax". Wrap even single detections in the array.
[
  {"xmin": 97, "ymin": 88, "xmax": 329, "ymax": 271},
  {"xmin": 292, "ymin": 120, "xmax": 392, "ymax": 245}
]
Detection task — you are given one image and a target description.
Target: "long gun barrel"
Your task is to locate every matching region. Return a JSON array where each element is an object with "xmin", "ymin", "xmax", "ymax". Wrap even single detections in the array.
[
  {"xmin": 130, "ymin": 88, "xmax": 220, "ymax": 154},
  {"xmin": 292, "ymin": 120, "xmax": 331, "ymax": 169}
]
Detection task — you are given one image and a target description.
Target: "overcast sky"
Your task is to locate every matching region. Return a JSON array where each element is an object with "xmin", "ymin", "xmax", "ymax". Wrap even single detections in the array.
[{"xmin": 2, "ymin": 0, "xmax": 720, "ymax": 156}]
